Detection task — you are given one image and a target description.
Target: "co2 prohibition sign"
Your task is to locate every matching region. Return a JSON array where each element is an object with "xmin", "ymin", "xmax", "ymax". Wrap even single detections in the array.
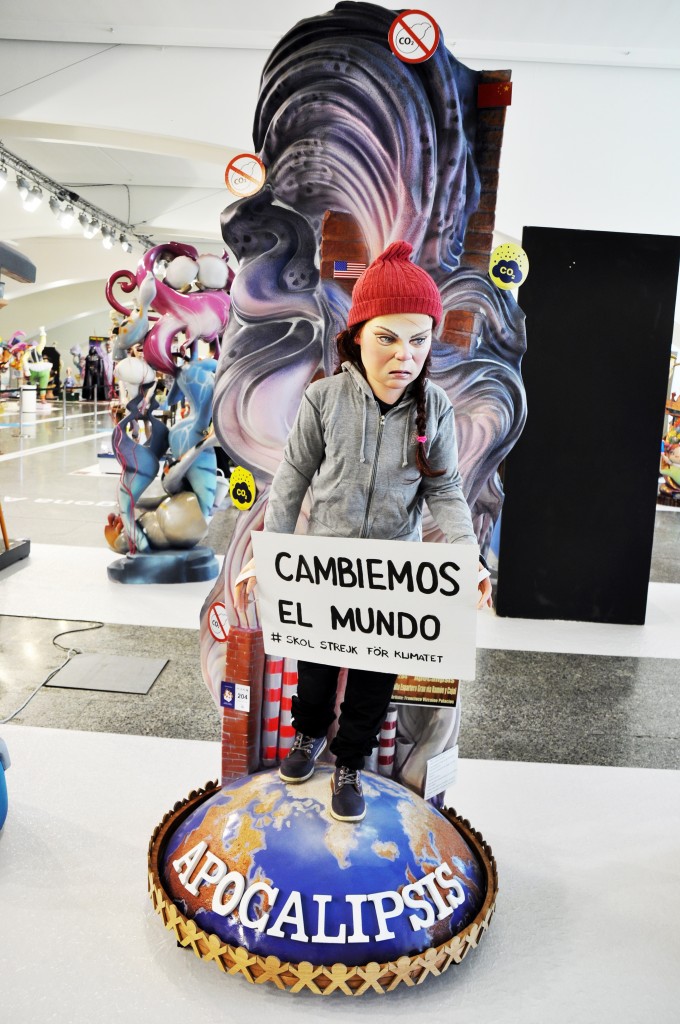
[
  {"xmin": 224, "ymin": 153, "xmax": 266, "ymax": 198},
  {"xmin": 208, "ymin": 602, "xmax": 229, "ymax": 643},
  {"xmin": 388, "ymin": 10, "xmax": 440, "ymax": 64}
]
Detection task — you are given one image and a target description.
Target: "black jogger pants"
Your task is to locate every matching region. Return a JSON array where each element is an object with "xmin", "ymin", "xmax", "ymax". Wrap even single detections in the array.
[{"xmin": 292, "ymin": 660, "xmax": 396, "ymax": 770}]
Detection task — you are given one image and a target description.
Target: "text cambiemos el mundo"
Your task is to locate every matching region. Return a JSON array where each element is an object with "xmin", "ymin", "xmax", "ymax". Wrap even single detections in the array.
[{"xmin": 251, "ymin": 534, "xmax": 478, "ymax": 681}]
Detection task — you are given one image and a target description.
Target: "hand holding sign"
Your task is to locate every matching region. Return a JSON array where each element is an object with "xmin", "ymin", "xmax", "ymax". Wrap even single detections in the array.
[
  {"xmin": 477, "ymin": 567, "xmax": 493, "ymax": 609},
  {"xmin": 233, "ymin": 557, "xmax": 257, "ymax": 616}
]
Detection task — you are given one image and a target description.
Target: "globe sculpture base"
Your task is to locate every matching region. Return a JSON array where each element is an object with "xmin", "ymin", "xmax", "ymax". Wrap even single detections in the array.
[
  {"xmin": 148, "ymin": 770, "xmax": 498, "ymax": 995},
  {"xmin": 107, "ymin": 546, "xmax": 219, "ymax": 584}
]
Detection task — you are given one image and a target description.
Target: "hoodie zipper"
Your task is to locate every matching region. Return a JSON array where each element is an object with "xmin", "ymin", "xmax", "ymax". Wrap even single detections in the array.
[{"xmin": 360, "ymin": 410, "xmax": 385, "ymax": 538}]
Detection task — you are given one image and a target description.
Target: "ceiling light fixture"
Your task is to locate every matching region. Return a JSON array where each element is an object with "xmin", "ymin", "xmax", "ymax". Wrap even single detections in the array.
[
  {"xmin": 119, "ymin": 234, "xmax": 133, "ymax": 253},
  {"xmin": 79, "ymin": 212, "xmax": 97, "ymax": 238},
  {"xmin": 1, "ymin": 141, "xmax": 154, "ymax": 250},
  {"xmin": 58, "ymin": 203, "xmax": 75, "ymax": 228},
  {"xmin": 23, "ymin": 185, "xmax": 44, "ymax": 212}
]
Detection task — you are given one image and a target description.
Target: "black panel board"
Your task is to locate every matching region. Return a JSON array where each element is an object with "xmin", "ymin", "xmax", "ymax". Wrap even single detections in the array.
[{"xmin": 495, "ymin": 226, "xmax": 680, "ymax": 625}]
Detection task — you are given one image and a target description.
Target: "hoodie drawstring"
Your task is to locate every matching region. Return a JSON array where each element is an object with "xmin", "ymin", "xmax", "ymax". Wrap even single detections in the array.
[
  {"xmin": 359, "ymin": 395, "xmax": 367, "ymax": 464},
  {"xmin": 402, "ymin": 413, "xmax": 411, "ymax": 467}
]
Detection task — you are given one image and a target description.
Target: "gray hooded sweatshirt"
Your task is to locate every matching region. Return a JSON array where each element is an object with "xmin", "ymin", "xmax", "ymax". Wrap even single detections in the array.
[{"xmin": 264, "ymin": 361, "xmax": 477, "ymax": 546}]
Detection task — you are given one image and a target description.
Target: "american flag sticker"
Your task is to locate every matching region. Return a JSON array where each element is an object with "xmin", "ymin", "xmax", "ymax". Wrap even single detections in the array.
[{"xmin": 333, "ymin": 260, "xmax": 367, "ymax": 279}]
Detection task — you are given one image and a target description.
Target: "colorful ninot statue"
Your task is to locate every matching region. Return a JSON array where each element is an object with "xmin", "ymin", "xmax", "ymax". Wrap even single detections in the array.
[
  {"xmin": 104, "ymin": 243, "xmax": 233, "ymax": 583},
  {"xmin": 23, "ymin": 327, "xmax": 52, "ymax": 403},
  {"xmin": 661, "ymin": 444, "xmax": 680, "ymax": 490}
]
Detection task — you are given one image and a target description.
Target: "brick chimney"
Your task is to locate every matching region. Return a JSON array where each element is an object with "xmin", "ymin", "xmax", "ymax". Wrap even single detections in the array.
[{"xmin": 221, "ymin": 626, "xmax": 265, "ymax": 785}]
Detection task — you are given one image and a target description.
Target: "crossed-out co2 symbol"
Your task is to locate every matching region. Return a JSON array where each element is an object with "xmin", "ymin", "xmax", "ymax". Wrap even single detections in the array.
[
  {"xmin": 224, "ymin": 153, "xmax": 266, "ymax": 198},
  {"xmin": 388, "ymin": 10, "xmax": 440, "ymax": 64}
]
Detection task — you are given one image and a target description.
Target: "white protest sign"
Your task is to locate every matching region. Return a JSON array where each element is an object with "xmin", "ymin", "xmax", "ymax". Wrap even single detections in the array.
[{"xmin": 251, "ymin": 533, "xmax": 478, "ymax": 681}]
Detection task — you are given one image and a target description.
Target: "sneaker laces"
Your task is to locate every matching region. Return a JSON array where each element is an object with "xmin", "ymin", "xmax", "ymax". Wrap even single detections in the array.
[
  {"xmin": 291, "ymin": 733, "xmax": 316, "ymax": 757},
  {"xmin": 336, "ymin": 766, "xmax": 361, "ymax": 790}
]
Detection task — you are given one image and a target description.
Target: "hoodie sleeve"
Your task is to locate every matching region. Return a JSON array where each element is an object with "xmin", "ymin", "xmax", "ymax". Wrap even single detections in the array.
[
  {"xmin": 264, "ymin": 391, "xmax": 325, "ymax": 534},
  {"xmin": 419, "ymin": 404, "xmax": 478, "ymax": 545}
]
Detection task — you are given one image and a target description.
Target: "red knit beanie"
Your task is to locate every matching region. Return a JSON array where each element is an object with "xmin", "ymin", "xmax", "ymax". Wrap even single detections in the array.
[{"xmin": 347, "ymin": 241, "xmax": 443, "ymax": 328}]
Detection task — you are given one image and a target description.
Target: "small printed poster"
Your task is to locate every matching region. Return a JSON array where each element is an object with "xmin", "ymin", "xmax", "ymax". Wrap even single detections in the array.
[
  {"xmin": 220, "ymin": 681, "xmax": 251, "ymax": 712},
  {"xmin": 391, "ymin": 675, "xmax": 459, "ymax": 708},
  {"xmin": 224, "ymin": 153, "xmax": 266, "ymax": 198},
  {"xmin": 388, "ymin": 10, "xmax": 440, "ymax": 64},
  {"xmin": 424, "ymin": 745, "xmax": 459, "ymax": 801}
]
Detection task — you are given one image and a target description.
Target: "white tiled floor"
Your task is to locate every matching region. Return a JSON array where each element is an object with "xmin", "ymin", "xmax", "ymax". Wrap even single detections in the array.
[
  {"xmin": 0, "ymin": 429, "xmax": 111, "ymax": 462},
  {"xmin": 1, "ymin": 724, "xmax": 678, "ymax": 1023},
  {"xmin": 0, "ymin": 543, "xmax": 219, "ymax": 629}
]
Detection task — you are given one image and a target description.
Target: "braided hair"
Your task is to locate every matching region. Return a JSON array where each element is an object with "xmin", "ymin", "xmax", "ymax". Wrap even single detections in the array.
[{"xmin": 335, "ymin": 323, "xmax": 445, "ymax": 478}]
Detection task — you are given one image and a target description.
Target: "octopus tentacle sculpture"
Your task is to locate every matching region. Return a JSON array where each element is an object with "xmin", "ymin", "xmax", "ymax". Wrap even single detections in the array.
[{"xmin": 200, "ymin": 1, "xmax": 527, "ymax": 793}]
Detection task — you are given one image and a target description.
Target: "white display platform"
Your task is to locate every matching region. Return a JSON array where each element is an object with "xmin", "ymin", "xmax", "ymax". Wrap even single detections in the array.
[
  {"xmin": 0, "ymin": 725, "xmax": 678, "ymax": 1023},
  {"xmin": 477, "ymin": 580, "xmax": 680, "ymax": 659},
  {"xmin": 0, "ymin": 544, "xmax": 220, "ymax": 629}
]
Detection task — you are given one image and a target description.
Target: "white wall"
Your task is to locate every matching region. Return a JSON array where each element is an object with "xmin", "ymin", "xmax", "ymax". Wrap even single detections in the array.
[{"xmin": 468, "ymin": 60, "xmax": 680, "ymax": 244}]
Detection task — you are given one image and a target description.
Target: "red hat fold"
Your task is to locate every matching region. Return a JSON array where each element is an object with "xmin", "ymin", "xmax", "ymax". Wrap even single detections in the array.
[{"xmin": 347, "ymin": 241, "xmax": 443, "ymax": 328}]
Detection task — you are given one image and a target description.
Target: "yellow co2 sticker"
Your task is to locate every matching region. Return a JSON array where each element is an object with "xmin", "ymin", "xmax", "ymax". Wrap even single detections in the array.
[
  {"xmin": 489, "ymin": 243, "xmax": 529, "ymax": 291},
  {"xmin": 229, "ymin": 466, "xmax": 256, "ymax": 510}
]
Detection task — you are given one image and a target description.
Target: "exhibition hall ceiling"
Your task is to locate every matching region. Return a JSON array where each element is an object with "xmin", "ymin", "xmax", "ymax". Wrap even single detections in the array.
[
  {"xmin": 4, "ymin": 0, "xmax": 678, "ymax": 55},
  {"xmin": 1, "ymin": 0, "xmax": 678, "ymax": 325}
]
